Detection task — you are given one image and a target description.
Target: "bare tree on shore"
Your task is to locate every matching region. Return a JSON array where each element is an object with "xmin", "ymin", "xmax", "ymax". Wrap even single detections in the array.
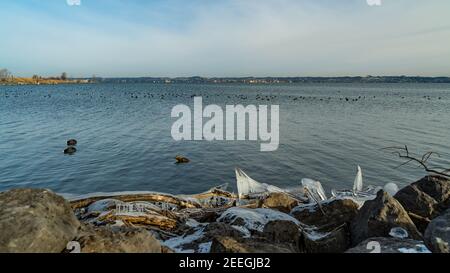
[
  {"xmin": 384, "ymin": 145, "xmax": 450, "ymax": 178},
  {"xmin": 0, "ymin": 68, "xmax": 12, "ymax": 80}
]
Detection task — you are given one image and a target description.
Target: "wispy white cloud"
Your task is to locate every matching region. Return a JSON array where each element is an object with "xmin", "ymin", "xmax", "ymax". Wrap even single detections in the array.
[{"xmin": 1, "ymin": 0, "xmax": 449, "ymax": 77}]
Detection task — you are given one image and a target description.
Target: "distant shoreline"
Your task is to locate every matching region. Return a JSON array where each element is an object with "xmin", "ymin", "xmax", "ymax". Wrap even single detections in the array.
[
  {"xmin": 0, "ymin": 77, "xmax": 92, "ymax": 86},
  {"xmin": 2, "ymin": 76, "xmax": 450, "ymax": 86},
  {"xmin": 55, "ymin": 76, "xmax": 450, "ymax": 84}
]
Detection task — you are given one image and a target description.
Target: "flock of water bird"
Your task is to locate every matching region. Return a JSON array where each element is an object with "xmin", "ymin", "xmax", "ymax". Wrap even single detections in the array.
[{"xmin": 0, "ymin": 88, "xmax": 445, "ymax": 103}]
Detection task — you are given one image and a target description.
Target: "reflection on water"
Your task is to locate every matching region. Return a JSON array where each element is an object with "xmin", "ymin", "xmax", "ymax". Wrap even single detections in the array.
[{"xmin": 0, "ymin": 83, "xmax": 449, "ymax": 195}]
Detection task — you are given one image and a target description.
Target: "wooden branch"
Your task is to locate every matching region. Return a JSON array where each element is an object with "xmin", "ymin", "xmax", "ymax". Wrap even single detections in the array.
[
  {"xmin": 70, "ymin": 193, "xmax": 202, "ymax": 210},
  {"xmin": 383, "ymin": 146, "xmax": 450, "ymax": 178}
]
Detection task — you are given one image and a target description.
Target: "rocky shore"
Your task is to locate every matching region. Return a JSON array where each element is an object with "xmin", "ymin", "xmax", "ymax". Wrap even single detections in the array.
[{"xmin": 0, "ymin": 175, "xmax": 449, "ymax": 253}]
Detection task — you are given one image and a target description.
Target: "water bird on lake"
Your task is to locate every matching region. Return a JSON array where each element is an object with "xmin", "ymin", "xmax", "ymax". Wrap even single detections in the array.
[
  {"xmin": 175, "ymin": 155, "xmax": 190, "ymax": 164},
  {"xmin": 67, "ymin": 139, "xmax": 77, "ymax": 146},
  {"xmin": 64, "ymin": 146, "xmax": 77, "ymax": 155}
]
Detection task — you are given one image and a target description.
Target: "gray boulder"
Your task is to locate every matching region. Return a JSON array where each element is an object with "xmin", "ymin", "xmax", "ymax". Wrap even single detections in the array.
[
  {"xmin": 424, "ymin": 209, "xmax": 450, "ymax": 253},
  {"xmin": 350, "ymin": 190, "xmax": 422, "ymax": 246},
  {"xmin": 346, "ymin": 237, "xmax": 431, "ymax": 253},
  {"xmin": 0, "ymin": 189, "xmax": 80, "ymax": 253}
]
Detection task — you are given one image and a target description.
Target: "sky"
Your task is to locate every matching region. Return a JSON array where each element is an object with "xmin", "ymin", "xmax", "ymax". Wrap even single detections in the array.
[{"xmin": 1, "ymin": 0, "xmax": 450, "ymax": 78}]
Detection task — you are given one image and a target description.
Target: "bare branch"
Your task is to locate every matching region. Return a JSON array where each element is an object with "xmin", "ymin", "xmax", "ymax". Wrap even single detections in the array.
[{"xmin": 384, "ymin": 145, "xmax": 450, "ymax": 178}]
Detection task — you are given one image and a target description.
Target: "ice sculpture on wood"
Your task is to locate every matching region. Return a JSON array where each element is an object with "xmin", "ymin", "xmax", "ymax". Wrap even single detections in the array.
[
  {"xmin": 235, "ymin": 168, "xmax": 286, "ymax": 199},
  {"xmin": 331, "ymin": 165, "xmax": 381, "ymax": 204}
]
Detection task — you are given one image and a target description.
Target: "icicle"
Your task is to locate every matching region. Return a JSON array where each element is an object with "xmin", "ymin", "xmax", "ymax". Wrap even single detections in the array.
[
  {"xmin": 353, "ymin": 165, "xmax": 363, "ymax": 192},
  {"xmin": 301, "ymin": 178, "xmax": 327, "ymax": 202}
]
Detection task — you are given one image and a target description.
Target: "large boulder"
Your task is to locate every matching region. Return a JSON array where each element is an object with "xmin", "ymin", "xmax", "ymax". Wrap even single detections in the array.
[
  {"xmin": 395, "ymin": 176, "xmax": 450, "ymax": 232},
  {"xmin": 262, "ymin": 192, "xmax": 301, "ymax": 213},
  {"xmin": 75, "ymin": 225, "xmax": 162, "ymax": 253},
  {"xmin": 291, "ymin": 198, "xmax": 359, "ymax": 230},
  {"xmin": 395, "ymin": 176, "xmax": 450, "ymax": 215},
  {"xmin": 303, "ymin": 225, "xmax": 350, "ymax": 253},
  {"xmin": 350, "ymin": 190, "xmax": 422, "ymax": 246},
  {"xmin": 413, "ymin": 176, "xmax": 450, "ymax": 204},
  {"xmin": 210, "ymin": 236, "xmax": 296, "ymax": 253},
  {"xmin": 394, "ymin": 185, "xmax": 437, "ymax": 218},
  {"xmin": 0, "ymin": 189, "xmax": 80, "ymax": 253},
  {"xmin": 346, "ymin": 237, "xmax": 431, "ymax": 253},
  {"xmin": 424, "ymin": 209, "xmax": 450, "ymax": 253},
  {"xmin": 262, "ymin": 220, "xmax": 301, "ymax": 251}
]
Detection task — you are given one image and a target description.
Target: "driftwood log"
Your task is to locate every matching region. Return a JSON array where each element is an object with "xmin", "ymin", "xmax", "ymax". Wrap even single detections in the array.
[{"xmin": 70, "ymin": 193, "xmax": 202, "ymax": 210}]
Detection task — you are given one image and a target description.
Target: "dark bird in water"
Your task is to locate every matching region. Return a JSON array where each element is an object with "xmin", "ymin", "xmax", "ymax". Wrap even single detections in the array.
[
  {"xmin": 64, "ymin": 146, "xmax": 77, "ymax": 155},
  {"xmin": 175, "ymin": 155, "xmax": 190, "ymax": 164},
  {"xmin": 67, "ymin": 139, "xmax": 77, "ymax": 146}
]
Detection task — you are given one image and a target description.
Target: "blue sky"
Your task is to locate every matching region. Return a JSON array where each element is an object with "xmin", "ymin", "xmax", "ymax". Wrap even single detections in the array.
[{"xmin": 1, "ymin": 0, "xmax": 450, "ymax": 77}]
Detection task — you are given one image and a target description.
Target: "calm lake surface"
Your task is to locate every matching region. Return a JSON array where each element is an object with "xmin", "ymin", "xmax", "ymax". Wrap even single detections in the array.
[{"xmin": 1, "ymin": 83, "xmax": 449, "ymax": 196}]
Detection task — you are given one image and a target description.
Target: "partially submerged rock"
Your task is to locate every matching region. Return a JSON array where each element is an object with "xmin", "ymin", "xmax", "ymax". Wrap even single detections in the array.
[
  {"xmin": 346, "ymin": 237, "xmax": 431, "ymax": 253},
  {"xmin": 424, "ymin": 209, "xmax": 450, "ymax": 253},
  {"xmin": 350, "ymin": 190, "xmax": 422, "ymax": 246},
  {"xmin": 0, "ymin": 189, "xmax": 80, "ymax": 253}
]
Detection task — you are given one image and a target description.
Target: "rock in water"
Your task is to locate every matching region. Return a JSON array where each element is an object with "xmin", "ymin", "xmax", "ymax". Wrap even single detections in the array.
[
  {"xmin": 346, "ymin": 237, "xmax": 431, "ymax": 253},
  {"xmin": 175, "ymin": 155, "xmax": 190, "ymax": 164},
  {"xmin": 74, "ymin": 225, "xmax": 162, "ymax": 253},
  {"xmin": 350, "ymin": 190, "xmax": 422, "ymax": 246},
  {"xmin": 424, "ymin": 209, "xmax": 450, "ymax": 253},
  {"xmin": 262, "ymin": 192, "xmax": 300, "ymax": 213},
  {"xmin": 64, "ymin": 146, "xmax": 77, "ymax": 154},
  {"xmin": 67, "ymin": 139, "xmax": 77, "ymax": 146},
  {"xmin": 0, "ymin": 189, "xmax": 80, "ymax": 253}
]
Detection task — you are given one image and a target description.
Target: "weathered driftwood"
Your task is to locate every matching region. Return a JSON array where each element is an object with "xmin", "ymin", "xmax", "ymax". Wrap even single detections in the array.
[
  {"xmin": 70, "ymin": 193, "xmax": 201, "ymax": 210},
  {"xmin": 190, "ymin": 188, "xmax": 237, "ymax": 200},
  {"xmin": 98, "ymin": 211, "xmax": 178, "ymax": 231}
]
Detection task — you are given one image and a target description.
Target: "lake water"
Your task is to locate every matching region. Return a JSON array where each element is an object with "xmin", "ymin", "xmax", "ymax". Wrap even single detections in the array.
[{"xmin": 1, "ymin": 83, "xmax": 449, "ymax": 196}]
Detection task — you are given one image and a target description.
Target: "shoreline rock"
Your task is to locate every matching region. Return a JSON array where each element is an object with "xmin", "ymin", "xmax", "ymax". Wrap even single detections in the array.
[
  {"xmin": 1, "ymin": 175, "xmax": 448, "ymax": 253},
  {"xmin": 0, "ymin": 189, "xmax": 80, "ymax": 253},
  {"xmin": 350, "ymin": 190, "xmax": 422, "ymax": 246}
]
